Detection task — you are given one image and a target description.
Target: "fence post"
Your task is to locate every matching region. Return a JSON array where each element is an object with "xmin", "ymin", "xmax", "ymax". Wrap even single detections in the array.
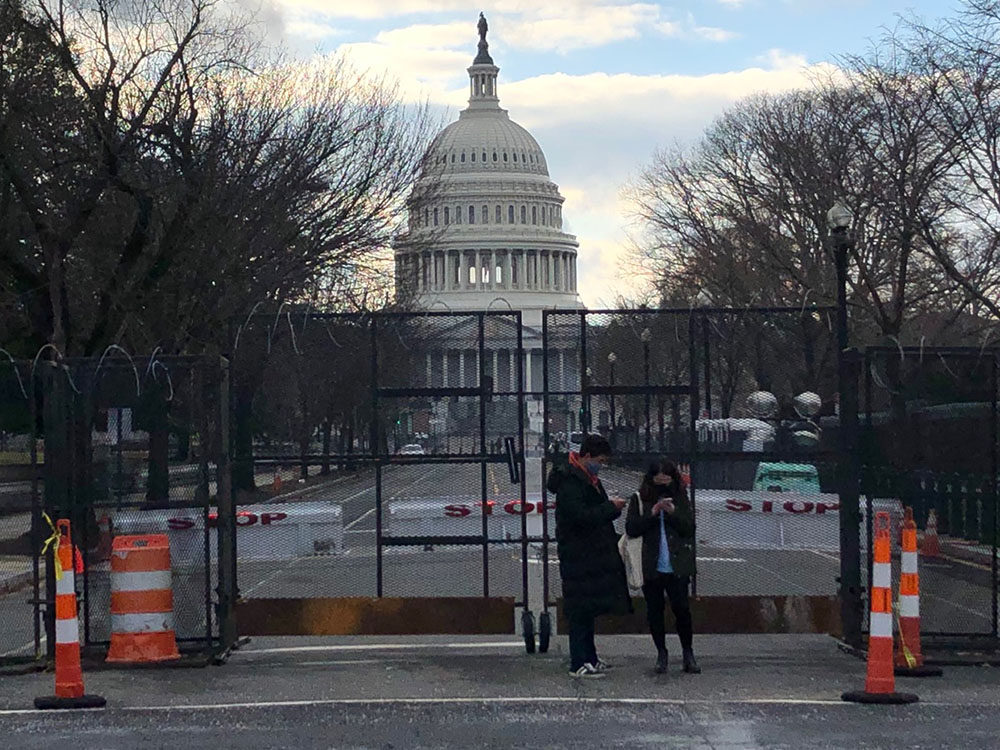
[
  {"xmin": 839, "ymin": 348, "xmax": 864, "ymax": 648},
  {"xmin": 215, "ymin": 356, "xmax": 237, "ymax": 653}
]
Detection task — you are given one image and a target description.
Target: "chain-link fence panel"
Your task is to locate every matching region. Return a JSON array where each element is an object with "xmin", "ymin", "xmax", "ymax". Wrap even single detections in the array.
[
  {"xmin": 861, "ymin": 347, "xmax": 998, "ymax": 637},
  {"xmin": 0, "ymin": 358, "xmax": 40, "ymax": 666}
]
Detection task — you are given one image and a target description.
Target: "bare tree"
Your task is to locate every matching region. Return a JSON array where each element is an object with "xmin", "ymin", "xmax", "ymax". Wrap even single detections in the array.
[{"xmin": 0, "ymin": 0, "xmax": 439, "ymax": 358}]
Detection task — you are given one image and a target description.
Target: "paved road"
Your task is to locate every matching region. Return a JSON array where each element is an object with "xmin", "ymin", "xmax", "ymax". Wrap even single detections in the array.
[
  {"xmin": 3, "ymin": 460, "xmax": 997, "ymax": 658},
  {"xmin": 3, "ymin": 635, "xmax": 1000, "ymax": 749}
]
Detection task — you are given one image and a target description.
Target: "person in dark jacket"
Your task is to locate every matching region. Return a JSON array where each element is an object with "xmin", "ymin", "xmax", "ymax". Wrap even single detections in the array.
[
  {"xmin": 625, "ymin": 458, "xmax": 700, "ymax": 674},
  {"xmin": 547, "ymin": 434, "xmax": 629, "ymax": 678}
]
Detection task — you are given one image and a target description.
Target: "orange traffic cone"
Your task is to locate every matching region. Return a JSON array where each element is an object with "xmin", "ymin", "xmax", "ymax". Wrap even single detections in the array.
[
  {"xmin": 895, "ymin": 507, "xmax": 943, "ymax": 677},
  {"xmin": 922, "ymin": 509, "xmax": 940, "ymax": 558},
  {"xmin": 34, "ymin": 519, "xmax": 106, "ymax": 710},
  {"xmin": 272, "ymin": 469, "xmax": 283, "ymax": 494},
  {"xmin": 842, "ymin": 511, "xmax": 918, "ymax": 705}
]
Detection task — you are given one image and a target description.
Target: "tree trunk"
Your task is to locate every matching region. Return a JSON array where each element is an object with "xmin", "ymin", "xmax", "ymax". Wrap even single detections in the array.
[{"xmin": 321, "ymin": 420, "xmax": 332, "ymax": 475}]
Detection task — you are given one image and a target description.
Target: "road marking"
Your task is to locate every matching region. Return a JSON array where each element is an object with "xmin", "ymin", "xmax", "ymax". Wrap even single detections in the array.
[
  {"xmin": 5, "ymin": 695, "xmax": 976, "ymax": 716},
  {"xmin": 240, "ymin": 557, "xmax": 304, "ymax": 598},
  {"xmin": 810, "ymin": 550, "xmax": 841, "ymax": 563},
  {"xmin": 0, "ymin": 635, "xmax": 43, "ymax": 659},
  {"xmin": 241, "ymin": 642, "xmax": 524, "ymax": 655},
  {"xmin": 345, "ymin": 508, "xmax": 375, "ymax": 531},
  {"xmin": 696, "ymin": 557, "xmax": 746, "ymax": 563}
]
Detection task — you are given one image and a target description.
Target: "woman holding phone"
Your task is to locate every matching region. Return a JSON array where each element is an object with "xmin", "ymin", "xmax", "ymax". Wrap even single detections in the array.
[{"xmin": 625, "ymin": 458, "xmax": 700, "ymax": 674}]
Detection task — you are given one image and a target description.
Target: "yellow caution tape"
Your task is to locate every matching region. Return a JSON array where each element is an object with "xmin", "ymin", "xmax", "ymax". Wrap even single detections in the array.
[
  {"xmin": 39, "ymin": 512, "xmax": 63, "ymax": 581},
  {"xmin": 894, "ymin": 597, "xmax": 917, "ymax": 669}
]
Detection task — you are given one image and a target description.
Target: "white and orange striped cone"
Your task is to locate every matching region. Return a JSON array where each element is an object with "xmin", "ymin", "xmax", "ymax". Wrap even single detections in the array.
[
  {"xmin": 272, "ymin": 469, "xmax": 283, "ymax": 494},
  {"xmin": 895, "ymin": 507, "xmax": 943, "ymax": 677},
  {"xmin": 921, "ymin": 508, "xmax": 940, "ymax": 558},
  {"xmin": 34, "ymin": 518, "xmax": 106, "ymax": 710},
  {"xmin": 842, "ymin": 511, "xmax": 918, "ymax": 705}
]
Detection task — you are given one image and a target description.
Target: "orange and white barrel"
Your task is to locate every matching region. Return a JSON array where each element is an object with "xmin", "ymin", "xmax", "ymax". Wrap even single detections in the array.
[{"xmin": 106, "ymin": 534, "xmax": 180, "ymax": 663}]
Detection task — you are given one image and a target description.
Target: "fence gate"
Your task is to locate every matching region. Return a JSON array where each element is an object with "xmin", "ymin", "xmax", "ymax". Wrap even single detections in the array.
[
  {"xmin": 1, "ymin": 355, "xmax": 233, "ymax": 669},
  {"xmin": 541, "ymin": 307, "xmax": 844, "ymax": 635},
  {"xmin": 860, "ymin": 346, "xmax": 999, "ymax": 645},
  {"xmin": 234, "ymin": 311, "xmax": 529, "ymax": 636}
]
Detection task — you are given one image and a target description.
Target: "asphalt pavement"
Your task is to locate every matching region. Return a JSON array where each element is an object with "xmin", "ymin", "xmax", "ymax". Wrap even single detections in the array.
[{"xmin": 2, "ymin": 635, "xmax": 1000, "ymax": 748}]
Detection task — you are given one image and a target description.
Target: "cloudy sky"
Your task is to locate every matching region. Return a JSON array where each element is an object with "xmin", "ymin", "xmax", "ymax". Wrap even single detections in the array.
[{"xmin": 262, "ymin": 0, "xmax": 958, "ymax": 306}]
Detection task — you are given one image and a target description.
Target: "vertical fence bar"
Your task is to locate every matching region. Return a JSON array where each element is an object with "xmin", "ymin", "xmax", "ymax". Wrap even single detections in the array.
[
  {"xmin": 519, "ymin": 312, "xmax": 529, "ymax": 613},
  {"xmin": 199, "ymin": 363, "xmax": 213, "ymax": 646},
  {"xmin": 702, "ymin": 315, "xmax": 711, "ymax": 419},
  {"xmin": 992, "ymin": 353, "xmax": 998, "ymax": 638},
  {"xmin": 479, "ymin": 313, "xmax": 489, "ymax": 598},
  {"xmin": 216, "ymin": 356, "xmax": 236, "ymax": 652},
  {"xmin": 30, "ymin": 363, "xmax": 42, "ymax": 659},
  {"xmin": 541, "ymin": 314, "xmax": 551, "ymax": 613},
  {"xmin": 371, "ymin": 317, "xmax": 383, "ymax": 598},
  {"xmin": 688, "ymin": 311, "xmax": 699, "ymax": 598}
]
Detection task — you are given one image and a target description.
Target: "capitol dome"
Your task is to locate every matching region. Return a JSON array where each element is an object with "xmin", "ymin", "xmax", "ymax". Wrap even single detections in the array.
[{"xmin": 394, "ymin": 13, "xmax": 582, "ymax": 329}]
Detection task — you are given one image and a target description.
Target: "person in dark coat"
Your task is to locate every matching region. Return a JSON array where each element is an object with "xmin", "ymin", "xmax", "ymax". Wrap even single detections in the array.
[
  {"xmin": 625, "ymin": 458, "xmax": 700, "ymax": 674},
  {"xmin": 547, "ymin": 434, "xmax": 629, "ymax": 678}
]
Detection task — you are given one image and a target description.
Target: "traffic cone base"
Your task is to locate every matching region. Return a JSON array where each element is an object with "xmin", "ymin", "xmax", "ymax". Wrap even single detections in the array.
[
  {"xmin": 841, "ymin": 689, "xmax": 919, "ymax": 705},
  {"xmin": 34, "ymin": 694, "xmax": 107, "ymax": 710}
]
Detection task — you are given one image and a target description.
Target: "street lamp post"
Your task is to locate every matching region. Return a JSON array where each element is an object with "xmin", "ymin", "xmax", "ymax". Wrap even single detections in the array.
[{"xmin": 827, "ymin": 199, "xmax": 863, "ymax": 648}]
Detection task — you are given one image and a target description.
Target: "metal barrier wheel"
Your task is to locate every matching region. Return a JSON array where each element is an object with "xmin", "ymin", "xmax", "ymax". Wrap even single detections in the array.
[
  {"xmin": 538, "ymin": 612, "xmax": 551, "ymax": 653},
  {"xmin": 522, "ymin": 610, "xmax": 536, "ymax": 654}
]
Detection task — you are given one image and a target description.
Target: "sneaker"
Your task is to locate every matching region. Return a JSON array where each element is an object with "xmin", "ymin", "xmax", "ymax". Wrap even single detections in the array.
[
  {"xmin": 593, "ymin": 658, "xmax": 612, "ymax": 672},
  {"xmin": 569, "ymin": 663, "xmax": 606, "ymax": 679}
]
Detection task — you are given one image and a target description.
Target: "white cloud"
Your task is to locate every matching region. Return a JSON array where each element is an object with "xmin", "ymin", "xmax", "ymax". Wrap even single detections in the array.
[
  {"xmin": 717, "ymin": 0, "xmax": 748, "ymax": 7},
  {"xmin": 285, "ymin": 19, "xmax": 343, "ymax": 39},
  {"xmin": 693, "ymin": 25, "xmax": 740, "ymax": 43},
  {"xmin": 374, "ymin": 22, "xmax": 473, "ymax": 50},
  {"xmin": 756, "ymin": 48, "xmax": 809, "ymax": 71},
  {"xmin": 496, "ymin": 4, "xmax": 661, "ymax": 53}
]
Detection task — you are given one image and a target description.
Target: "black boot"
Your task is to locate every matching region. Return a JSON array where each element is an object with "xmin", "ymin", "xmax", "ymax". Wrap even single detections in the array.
[
  {"xmin": 682, "ymin": 648, "xmax": 701, "ymax": 674},
  {"xmin": 654, "ymin": 649, "xmax": 669, "ymax": 674}
]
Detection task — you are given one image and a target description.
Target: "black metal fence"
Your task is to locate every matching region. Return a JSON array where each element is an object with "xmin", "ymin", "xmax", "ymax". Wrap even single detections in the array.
[
  {"xmin": 541, "ymin": 307, "xmax": 843, "ymax": 625},
  {"xmin": 229, "ymin": 311, "xmax": 528, "ymax": 637},
  {"xmin": 0, "ymin": 355, "xmax": 233, "ymax": 668},
  {"xmin": 859, "ymin": 347, "xmax": 999, "ymax": 639}
]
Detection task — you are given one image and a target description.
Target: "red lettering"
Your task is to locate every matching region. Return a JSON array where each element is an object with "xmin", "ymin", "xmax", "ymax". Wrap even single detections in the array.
[
  {"xmin": 445, "ymin": 504, "xmax": 471, "ymax": 518},
  {"xmin": 762, "ymin": 500, "xmax": 773, "ymax": 513},
  {"xmin": 207, "ymin": 513, "xmax": 219, "ymax": 528},
  {"xmin": 816, "ymin": 502, "xmax": 840, "ymax": 514},
  {"xmin": 783, "ymin": 500, "xmax": 814, "ymax": 514},
  {"xmin": 503, "ymin": 500, "xmax": 536, "ymax": 515},
  {"xmin": 260, "ymin": 512, "xmax": 287, "ymax": 525},
  {"xmin": 167, "ymin": 518, "xmax": 195, "ymax": 530},
  {"xmin": 235, "ymin": 512, "xmax": 257, "ymax": 527},
  {"xmin": 725, "ymin": 499, "xmax": 752, "ymax": 512}
]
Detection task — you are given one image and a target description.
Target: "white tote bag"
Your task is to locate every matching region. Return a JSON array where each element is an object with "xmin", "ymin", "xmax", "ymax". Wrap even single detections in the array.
[{"xmin": 618, "ymin": 493, "xmax": 644, "ymax": 595}]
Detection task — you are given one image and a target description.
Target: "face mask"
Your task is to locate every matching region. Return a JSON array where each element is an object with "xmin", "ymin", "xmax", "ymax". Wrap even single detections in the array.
[{"xmin": 585, "ymin": 461, "xmax": 602, "ymax": 476}]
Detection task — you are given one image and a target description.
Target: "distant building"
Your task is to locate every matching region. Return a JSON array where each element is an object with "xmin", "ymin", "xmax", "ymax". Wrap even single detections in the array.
[{"xmin": 394, "ymin": 15, "xmax": 584, "ymax": 443}]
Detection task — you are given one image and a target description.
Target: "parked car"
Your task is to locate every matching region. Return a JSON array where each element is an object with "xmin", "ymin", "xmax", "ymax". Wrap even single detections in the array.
[{"xmin": 398, "ymin": 444, "xmax": 425, "ymax": 456}]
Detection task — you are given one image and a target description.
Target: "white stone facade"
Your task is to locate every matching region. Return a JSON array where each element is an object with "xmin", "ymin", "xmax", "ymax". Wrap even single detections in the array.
[{"xmin": 394, "ymin": 19, "xmax": 583, "ymax": 330}]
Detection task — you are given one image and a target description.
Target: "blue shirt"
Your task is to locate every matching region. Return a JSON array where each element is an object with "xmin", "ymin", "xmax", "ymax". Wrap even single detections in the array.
[{"xmin": 657, "ymin": 511, "xmax": 673, "ymax": 574}]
